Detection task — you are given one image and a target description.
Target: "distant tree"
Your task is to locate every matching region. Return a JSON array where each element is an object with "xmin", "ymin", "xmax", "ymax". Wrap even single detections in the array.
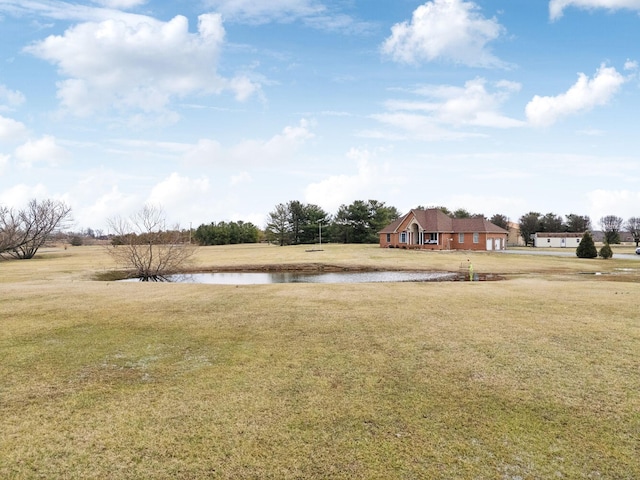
[
  {"xmin": 539, "ymin": 212, "xmax": 565, "ymax": 232},
  {"xmin": 599, "ymin": 215, "xmax": 623, "ymax": 244},
  {"xmin": 331, "ymin": 200, "xmax": 399, "ymax": 244},
  {"xmin": 625, "ymin": 217, "xmax": 640, "ymax": 247},
  {"xmin": 436, "ymin": 206, "xmax": 452, "ymax": 216},
  {"xmin": 265, "ymin": 203, "xmax": 290, "ymax": 246},
  {"xmin": 599, "ymin": 243, "xmax": 613, "ymax": 259},
  {"xmin": 287, "ymin": 200, "xmax": 306, "ymax": 245},
  {"xmin": 565, "ymin": 214, "xmax": 591, "ymax": 233},
  {"xmin": 298, "ymin": 204, "xmax": 330, "ymax": 244},
  {"xmin": 518, "ymin": 212, "xmax": 541, "ymax": 246},
  {"xmin": 106, "ymin": 205, "xmax": 195, "ymax": 281},
  {"xmin": 369, "ymin": 200, "xmax": 400, "ymax": 236},
  {"xmin": 452, "ymin": 208, "xmax": 472, "ymax": 219},
  {"xmin": 489, "ymin": 214, "xmax": 509, "ymax": 230},
  {"xmin": 576, "ymin": 232, "xmax": 598, "ymax": 258},
  {"xmin": 0, "ymin": 199, "xmax": 72, "ymax": 259},
  {"xmin": 193, "ymin": 221, "xmax": 260, "ymax": 246}
]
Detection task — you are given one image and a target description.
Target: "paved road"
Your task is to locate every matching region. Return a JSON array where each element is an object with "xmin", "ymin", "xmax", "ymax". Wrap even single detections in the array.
[{"xmin": 499, "ymin": 249, "xmax": 640, "ymax": 260}]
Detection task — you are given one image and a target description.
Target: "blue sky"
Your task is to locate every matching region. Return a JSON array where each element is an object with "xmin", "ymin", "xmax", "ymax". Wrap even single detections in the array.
[{"xmin": 1, "ymin": 0, "xmax": 639, "ymax": 232}]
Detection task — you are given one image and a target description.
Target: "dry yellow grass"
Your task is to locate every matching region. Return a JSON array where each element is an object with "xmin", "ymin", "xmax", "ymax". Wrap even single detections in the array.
[{"xmin": 1, "ymin": 245, "xmax": 639, "ymax": 478}]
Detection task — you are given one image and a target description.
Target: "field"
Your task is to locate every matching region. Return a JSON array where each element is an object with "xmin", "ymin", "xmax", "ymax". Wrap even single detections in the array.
[{"xmin": 1, "ymin": 244, "xmax": 639, "ymax": 479}]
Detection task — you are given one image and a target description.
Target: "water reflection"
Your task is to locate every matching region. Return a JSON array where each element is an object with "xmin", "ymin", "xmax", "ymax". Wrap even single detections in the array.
[{"xmin": 162, "ymin": 271, "xmax": 458, "ymax": 284}]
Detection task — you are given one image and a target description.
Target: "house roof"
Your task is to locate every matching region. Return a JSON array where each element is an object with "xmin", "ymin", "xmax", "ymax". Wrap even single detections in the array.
[
  {"xmin": 535, "ymin": 232, "xmax": 584, "ymax": 238},
  {"xmin": 379, "ymin": 209, "xmax": 508, "ymax": 234},
  {"xmin": 453, "ymin": 217, "xmax": 509, "ymax": 234}
]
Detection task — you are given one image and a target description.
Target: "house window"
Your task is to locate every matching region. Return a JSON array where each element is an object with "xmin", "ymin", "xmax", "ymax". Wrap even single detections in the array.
[
  {"xmin": 400, "ymin": 232, "xmax": 407, "ymax": 243},
  {"xmin": 473, "ymin": 233, "xmax": 479, "ymax": 243},
  {"xmin": 425, "ymin": 232, "xmax": 438, "ymax": 244},
  {"xmin": 386, "ymin": 233, "xmax": 390, "ymax": 242},
  {"xmin": 458, "ymin": 233, "xmax": 464, "ymax": 243}
]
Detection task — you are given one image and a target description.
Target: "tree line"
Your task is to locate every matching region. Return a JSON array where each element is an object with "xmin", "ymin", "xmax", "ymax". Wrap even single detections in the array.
[
  {"xmin": 264, "ymin": 200, "xmax": 400, "ymax": 246},
  {"xmin": 518, "ymin": 212, "xmax": 640, "ymax": 246}
]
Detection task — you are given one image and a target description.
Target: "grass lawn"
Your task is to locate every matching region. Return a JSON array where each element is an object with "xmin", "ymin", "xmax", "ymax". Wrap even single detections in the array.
[{"xmin": 1, "ymin": 244, "xmax": 639, "ymax": 478}]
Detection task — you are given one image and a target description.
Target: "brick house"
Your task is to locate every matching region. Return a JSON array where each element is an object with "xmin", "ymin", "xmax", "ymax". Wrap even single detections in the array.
[{"xmin": 379, "ymin": 208, "xmax": 508, "ymax": 251}]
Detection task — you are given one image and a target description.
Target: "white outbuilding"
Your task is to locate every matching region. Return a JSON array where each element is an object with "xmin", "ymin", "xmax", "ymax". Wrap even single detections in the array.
[{"xmin": 533, "ymin": 232, "xmax": 584, "ymax": 248}]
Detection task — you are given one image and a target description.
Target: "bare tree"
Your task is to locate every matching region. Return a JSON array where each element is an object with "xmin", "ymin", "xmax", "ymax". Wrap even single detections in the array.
[
  {"xmin": 106, "ymin": 205, "xmax": 196, "ymax": 281},
  {"xmin": 599, "ymin": 215, "xmax": 623, "ymax": 244},
  {"xmin": 0, "ymin": 199, "xmax": 72, "ymax": 259},
  {"xmin": 625, "ymin": 217, "xmax": 640, "ymax": 247}
]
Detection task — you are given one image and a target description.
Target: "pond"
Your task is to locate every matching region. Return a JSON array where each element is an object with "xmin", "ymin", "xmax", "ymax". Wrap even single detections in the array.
[{"xmin": 122, "ymin": 271, "xmax": 461, "ymax": 284}]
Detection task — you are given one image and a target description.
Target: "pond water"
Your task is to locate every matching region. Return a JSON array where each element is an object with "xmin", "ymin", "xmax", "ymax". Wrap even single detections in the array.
[{"xmin": 135, "ymin": 271, "xmax": 460, "ymax": 284}]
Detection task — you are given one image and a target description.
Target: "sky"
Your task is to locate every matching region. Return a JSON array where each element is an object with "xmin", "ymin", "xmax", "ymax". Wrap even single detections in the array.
[{"xmin": 1, "ymin": 0, "xmax": 640, "ymax": 233}]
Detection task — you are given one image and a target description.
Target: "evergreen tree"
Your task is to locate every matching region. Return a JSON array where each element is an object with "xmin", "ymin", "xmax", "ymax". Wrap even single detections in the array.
[
  {"xmin": 599, "ymin": 243, "xmax": 613, "ymax": 259},
  {"xmin": 576, "ymin": 232, "xmax": 598, "ymax": 258}
]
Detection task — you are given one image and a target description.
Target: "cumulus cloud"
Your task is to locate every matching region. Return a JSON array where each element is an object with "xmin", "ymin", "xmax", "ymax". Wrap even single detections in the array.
[
  {"xmin": 381, "ymin": 0, "xmax": 507, "ymax": 68},
  {"xmin": 0, "ymin": 115, "xmax": 28, "ymax": 142},
  {"xmin": 587, "ymin": 189, "xmax": 640, "ymax": 222},
  {"xmin": 365, "ymin": 78, "xmax": 523, "ymax": 140},
  {"xmin": 0, "ymin": 85, "xmax": 26, "ymax": 110},
  {"xmin": 0, "ymin": 183, "xmax": 49, "ymax": 208},
  {"xmin": 24, "ymin": 13, "xmax": 259, "ymax": 117},
  {"xmin": 148, "ymin": 172, "xmax": 210, "ymax": 206},
  {"xmin": 549, "ymin": 0, "xmax": 640, "ymax": 21},
  {"xmin": 525, "ymin": 64, "xmax": 626, "ymax": 127},
  {"xmin": 147, "ymin": 172, "xmax": 212, "ymax": 227},
  {"xmin": 229, "ymin": 119, "xmax": 315, "ymax": 164},
  {"xmin": 14, "ymin": 135, "xmax": 70, "ymax": 167},
  {"xmin": 304, "ymin": 148, "xmax": 405, "ymax": 212}
]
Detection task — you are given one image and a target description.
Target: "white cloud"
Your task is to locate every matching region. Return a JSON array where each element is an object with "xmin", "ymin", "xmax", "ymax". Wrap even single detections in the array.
[
  {"xmin": 92, "ymin": 0, "xmax": 147, "ymax": 8},
  {"xmin": 0, "ymin": 0, "xmax": 158, "ymax": 25},
  {"xmin": 74, "ymin": 185, "xmax": 140, "ymax": 230},
  {"xmin": 587, "ymin": 189, "xmax": 640, "ymax": 223},
  {"xmin": 304, "ymin": 148, "xmax": 405, "ymax": 212},
  {"xmin": 14, "ymin": 135, "xmax": 70, "ymax": 167},
  {"xmin": 549, "ymin": 0, "xmax": 640, "ymax": 21},
  {"xmin": 0, "ymin": 115, "xmax": 28, "ymax": 142},
  {"xmin": 147, "ymin": 172, "xmax": 212, "ymax": 227},
  {"xmin": 230, "ymin": 119, "xmax": 315, "ymax": 164},
  {"xmin": 366, "ymin": 78, "xmax": 523, "ymax": 141},
  {"xmin": 525, "ymin": 64, "xmax": 626, "ymax": 127},
  {"xmin": 0, "ymin": 183, "xmax": 49, "ymax": 208},
  {"xmin": 182, "ymin": 139, "xmax": 225, "ymax": 165},
  {"xmin": 230, "ymin": 171, "xmax": 252, "ymax": 186},
  {"xmin": 0, "ymin": 154, "xmax": 9, "ymax": 174},
  {"xmin": 204, "ymin": 0, "xmax": 325, "ymax": 23},
  {"xmin": 381, "ymin": 0, "xmax": 507, "ymax": 68},
  {"xmin": 25, "ymin": 13, "xmax": 259, "ymax": 116},
  {"xmin": 148, "ymin": 172, "xmax": 210, "ymax": 205},
  {"xmin": 202, "ymin": 0, "xmax": 372, "ymax": 32},
  {"xmin": 0, "ymin": 85, "xmax": 26, "ymax": 110}
]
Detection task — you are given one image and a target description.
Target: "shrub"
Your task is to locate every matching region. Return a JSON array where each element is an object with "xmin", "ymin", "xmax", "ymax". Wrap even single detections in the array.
[
  {"xmin": 69, "ymin": 235, "xmax": 83, "ymax": 247},
  {"xmin": 576, "ymin": 232, "xmax": 598, "ymax": 258},
  {"xmin": 599, "ymin": 243, "xmax": 613, "ymax": 259}
]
